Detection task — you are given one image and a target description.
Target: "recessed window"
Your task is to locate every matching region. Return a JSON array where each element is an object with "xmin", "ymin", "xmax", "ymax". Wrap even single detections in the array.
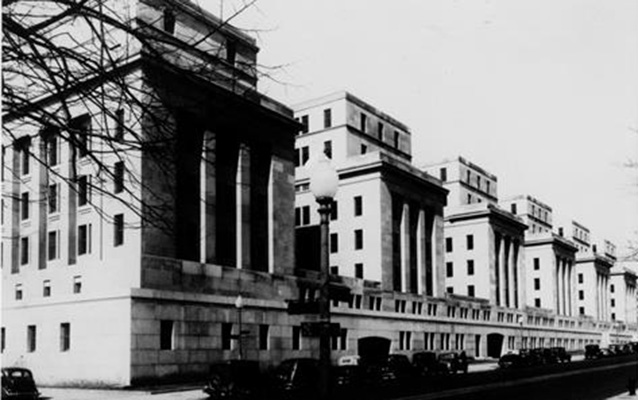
[
  {"xmin": 70, "ymin": 114, "xmax": 91, "ymax": 158},
  {"xmin": 610, "ymin": 284, "xmax": 615, "ymax": 293},
  {"xmin": 533, "ymin": 258, "xmax": 540, "ymax": 270},
  {"xmin": 60, "ymin": 323, "xmax": 70, "ymax": 352},
  {"xmin": 15, "ymin": 284, "xmax": 23, "ymax": 300},
  {"xmin": 330, "ymin": 201, "xmax": 338, "ymax": 221},
  {"xmin": 301, "ymin": 146, "xmax": 309, "ymax": 165},
  {"xmin": 21, "ymin": 145, "xmax": 30, "ymax": 176},
  {"xmin": 534, "ymin": 278, "xmax": 540, "ymax": 290},
  {"xmin": 221, "ymin": 323, "xmax": 233, "ymax": 350},
  {"xmin": 467, "ymin": 260, "xmax": 474, "ymax": 276},
  {"xmin": 43, "ymin": 280, "xmax": 51, "ymax": 297},
  {"xmin": 354, "ymin": 229, "xmax": 363, "ymax": 250},
  {"xmin": 323, "ymin": 109, "xmax": 332, "ymax": 129},
  {"xmin": 467, "ymin": 285, "xmax": 475, "ymax": 297},
  {"xmin": 445, "ymin": 237, "xmax": 453, "ymax": 253},
  {"xmin": 354, "ymin": 196, "xmax": 363, "ymax": 216},
  {"xmin": 534, "ymin": 298, "xmax": 541, "ymax": 308},
  {"xmin": 292, "ymin": 326, "xmax": 301, "ymax": 350},
  {"xmin": 78, "ymin": 175, "xmax": 90, "ymax": 206},
  {"xmin": 323, "ymin": 140, "xmax": 332, "ymax": 159},
  {"xmin": 300, "ymin": 115, "xmax": 309, "ymax": 134},
  {"xmin": 225, "ymin": 40, "xmax": 237, "ymax": 65},
  {"xmin": 330, "ymin": 233, "xmax": 338, "ymax": 253},
  {"xmin": 21, "ymin": 192, "xmax": 29, "ymax": 221},
  {"xmin": 114, "ymin": 162, "xmax": 124, "ymax": 193},
  {"xmin": 1, "ymin": 327, "xmax": 5, "ymax": 353},
  {"xmin": 466, "ymin": 235, "xmax": 474, "ymax": 250},
  {"xmin": 46, "ymin": 133, "xmax": 59, "ymax": 166},
  {"xmin": 330, "ymin": 266, "xmax": 339, "ymax": 275},
  {"xmin": 114, "ymin": 214, "xmax": 124, "ymax": 247},
  {"xmin": 578, "ymin": 290, "xmax": 584, "ymax": 300},
  {"xmin": 73, "ymin": 276, "xmax": 82, "ymax": 294},
  {"xmin": 446, "ymin": 262, "xmax": 453, "ymax": 278},
  {"xmin": 355, "ymin": 263, "xmax": 363, "ymax": 279},
  {"xmin": 466, "ymin": 170, "xmax": 471, "ymax": 183},
  {"xmin": 393, "ymin": 131, "xmax": 399, "ymax": 149},
  {"xmin": 360, "ymin": 113, "xmax": 367, "ymax": 133},
  {"xmin": 259, "ymin": 324, "xmax": 269, "ymax": 350},
  {"xmin": 302, "ymin": 206, "xmax": 310, "ymax": 225},
  {"xmin": 611, "ymin": 299, "xmax": 615, "ymax": 307},
  {"xmin": 294, "ymin": 208, "xmax": 301, "ymax": 226},
  {"xmin": 78, "ymin": 224, "xmax": 91, "ymax": 255},
  {"xmin": 360, "ymin": 144, "xmax": 367, "ymax": 154},
  {"xmin": 47, "ymin": 230, "xmax": 58, "ymax": 261},
  {"xmin": 27, "ymin": 325, "xmax": 36, "ymax": 352},
  {"xmin": 163, "ymin": 8, "xmax": 176, "ymax": 33},
  {"xmin": 160, "ymin": 320, "xmax": 174, "ymax": 350},
  {"xmin": 20, "ymin": 237, "xmax": 29, "ymax": 265},
  {"xmin": 446, "ymin": 287, "xmax": 454, "ymax": 294},
  {"xmin": 578, "ymin": 273, "xmax": 583, "ymax": 284},
  {"xmin": 579, "ymin": 307, "xmax": 585, "ymax": 315},
  {"xmin": 48, "ymin": 184, "xmax": 59, "ymax": 214},
  {"xmin": 115, "ymin": 109, "xmax": 125, "ymax": 141},
  {"xmin": 377, "ymin": 122, "xmax": 384, "ymax": 140},
  {"xmin": 440, "ymin": 168, "xmax": 447, "ymax": 182}
]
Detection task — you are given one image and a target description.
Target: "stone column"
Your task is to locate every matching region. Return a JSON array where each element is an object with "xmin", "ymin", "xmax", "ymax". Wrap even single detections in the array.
[
  {"xmin": 400, "ymin": 202, "xmax": 411, "ymax": 293},
  {"xmin": 511, "ymin": 241, "xmax": 519, "ymax": 308},
  {"xmin": 417, "ymin": 208, "xmax": 426, "ymax": 295},
  {"xmin": 236, "ymin": 144, "xmax": 251, "ymax": 269},
  {"xmin": 561, "ymin": 259, "xmax": 567, "ymax": 315},
  {"xmin": 201, "ymin": 131, "xmax": 216, "ymax": 264},
  {"xmin": 494, "ymin": 233, "xmax": 502, "ymax": 306},
  {"xmin": 503, "ymin": 237, "xmax": 510, "ymax": 308}
]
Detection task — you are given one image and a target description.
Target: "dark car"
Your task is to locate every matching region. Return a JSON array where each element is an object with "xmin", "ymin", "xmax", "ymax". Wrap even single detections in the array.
[
  {"xmin": 270, "ymin": 358, "xmax": 320, "ymax": 400},
  {"xmin": 1, "ymin": 368, "xmax": 40, "ymax": 400},
  {"xmin": 203, "ymin": 360, "xmax": 263, "ymax": 400},
  {"xmin": 551, "ymin": 347, "xmax": 571, "ymax": 363},
  {"xmin": 331, "ymin": 365, "xmax": 365, "ymax": 399},
  {"xmin": 585, "ymin": 344, "xmax": 601, "ymax": 359},
  {"xmin": 541, "ymin": 348, "xmax": 559, "ymax": 364},
  {"xmin": 498, "ymin": 353, "xmax": 527, "ymax": 369},
  {"xmin": 412, "ymin": 351, "xmax": 448, "ymax": 376},
  {"xmin": 438, "ymin": 352, "xmax": 468, "ymax": 374},
  {"xmin": 387, "ymin": 354, "xmax": 417, "ymax": 382}
]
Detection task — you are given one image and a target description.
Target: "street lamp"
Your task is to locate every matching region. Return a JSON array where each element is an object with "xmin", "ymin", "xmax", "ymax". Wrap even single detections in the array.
[
  {"xmin": 235, "ymin": 294, "xmax": 244, "ymax": 360},
  {"xmin": 309, "ymin": 154, "xmax": 339, "ymax": 400}
]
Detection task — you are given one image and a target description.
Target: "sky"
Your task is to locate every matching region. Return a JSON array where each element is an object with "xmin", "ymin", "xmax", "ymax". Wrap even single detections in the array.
[{"xmin": 202, "ymin": 0, "xmax": 638, "ymax": 257}]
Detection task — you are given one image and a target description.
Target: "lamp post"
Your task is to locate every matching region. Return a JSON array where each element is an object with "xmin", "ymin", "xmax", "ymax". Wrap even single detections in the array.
[
  {"xmin": 235, "ymin": 294, "xmax": 244, "ymax": 360},
  {"xmin": 309, "ymin": 154, "xmax": 339, "ymax": 400}
]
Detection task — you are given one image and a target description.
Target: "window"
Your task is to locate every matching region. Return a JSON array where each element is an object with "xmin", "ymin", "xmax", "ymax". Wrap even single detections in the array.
[
  {"xmin": 163, "ymin": 8, "xmax": 175, "ymax": 33},
  {"xmin": 115, "ymin": 109, "xmax": 125, "ymax": 141},
  {"xmin": 60, "ymin": 323, "xmax": 70, "ymax": 352},
  {"xmin": 377, "ymin": 122, "xmax": 384, "ymax": 140},
  {"xmin": 446, "ymin": 262, "xmax": 453, "ymax": 278},
  {"xmin": 579, "ymin": 307, "xmax": 585, "ymax": 315},
  {"xmin": 78, "ymin": 175, "xmax": 90, "ymax": 206},
  {"xmin": 301, "ymin": 206, "xmax": 310, "ymax": 225},
  {"xmin": 294, "ymin": 149, "xmax": 300, "ymax": 167},
  {"xmin": 339, "ymin": 329, "xmax": 347, "ymax": 350},
  {"xmin": 534, "ymin": 298, "xmax": 541, "ymax": 307},
  {"xmin": 19, "ymin": 192, "xmax": 31, "ymax": 221},
  {"xmin": 71, "ymin": 115, "xmax": 90, "ymax": 158},
  {"xmin": 323, "ymin": 140, "xmax": 332, "ymax": 159},
  {"xmin": 354, "ymin": 229, "xmax": 363, "ymax": 250},
  {"xmin": 1, "ymin": 327, "xmax": 4, "ymax": 353},
  {"xmin": 47, "ymin": 230, "xmax": 58, "ymax": 261},
  {"xmin": 73, "ymin": 276, "xmax": 82, "ymax": 294},
  {"xmin": 533, "ymin": 258, "xmax": 540, "ymax": 270},
  {"xmin": 160, "ymin": 320, "xmax": 174, "ymax": 350},
  {"xmin": 355, "ymin": 263, "xmax": 363, "ymax": 279},
  {"xmin": 486, "ymin": 181, "xmax": 491, "ymax": 194},
  {"xmin": 467, "ymin": 260, "xmax": 474, "ymax": 275},
  {"xmin": 354, "ymin": 196, "xmax": 363, "ymax": 216},
  {"xmin": 259, "ymin": 325, "xmax": 269, "ymax": 350},
  {"xmin": 78, "ymin": 224, "xmax": 91, "ymax": 255},
  {"xmin": 611, "ymin": 313, "xmax": 616, "ymax": 320},
  {"xmin": 477, "ymin": 176, "xmax": 481, "ymax": 189},
  {"xmin": 578, "ymin": 273, "xmax": 583, "ymax": 284},
  {"xmin": 292, "ymin": 326, "xmax": 301, "ymax": 350},
  {"xmin": 48, "ymin": 184, "xmax": 58, "ymax": 214},
  {"xmin": 610, "ymin": 284, "xmax": 615, "ymax": 293},
  {"xmin": 43, "ymin": 280, "xmax": 51, "ymax": 297},
  {"xmin": 393, "ymin": 131, "xmax": 400, "ymax": 149},
  {"xmin": 295, "ymin": 208, "xmax": 301, "ymax": 226},
  {"xmin": 330, "ymin": 201, "xmax": 338, "ymax": 221},
  {"xmin": 360, "ymin": 113, "xmax": 367, "ymax": 132},
  {"xmin": 300, "ymin": 115, "xmax": 309, "ymax": 134},
  {"xmin": 301, "ymin": 146, "xmax": 309, "ymax": 165},
  {"xmin": 360, "ymin": 144, "xmax": 367, "ymax": 154},
  {"xmin": 534, "ymin": 278, "xmax": 540, "ymax": 290},
  {"xmin": 21, "ymin": 144, "xmax": 30, "ymax": 176},
  {"xmin": 446, "ymin": 287, "xmax": 454, "ymax": 294},
  {"xmin": 466, "ymin": 170, "xmax": 471, "ymax": 183},
  {"xmin": 466, "ymin": 235, "xmax": 474, "ymax": 250},
  {"xmin": 611, "ymin": 299, "xmax": 615, "ymax": 307},
  {"xmin": 323, "ymin": 109, "xmax": 332, "ymax": 128},
  {"xmin": 221, "ymin": 323, "xmax": 232, "ymax": 350},
  {"xmin": 467, "ymin": 193, "xmax": 472, "ymax": 204},
  {"xmin": 114, "ymin": 161, "xmax": 124, "ymax": 193},
  {"xmin": 468, "ymin": 285, "xmax": 475, "ymax": 297},
  {"xmin": 114, "ymin": 214, "xmax": 124, "ymax": 247},
  {"xmin": 27, "ymin": 325, "xmax": 36, "ymax": 352},
  {"xmin": 440, "ymin": 167, "xmax": 447, "ymax": 182},
  {"xmin": 330, "ymin": 266, "xmax": 339, "ymax": 275},
  {"xmin": 20, "ymin": 237, "xmax": 29, "ymax": 265},
  {"xmin": 445, "ymin": 237, "xmax": 453, "ymax": 253},
  {"xmin": 46, "ymin": 134, "xmax": 59, "ymax": 166},
  {"xmin": 15, "ymin": 284, "xmax": 23, "ymax": 300},
  {"xmin": 330, "ymin": 233, "xmax": 338, "ymax": 253}
]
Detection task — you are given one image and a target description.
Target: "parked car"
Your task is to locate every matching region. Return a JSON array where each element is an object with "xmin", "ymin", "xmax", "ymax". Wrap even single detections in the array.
[
  {"xmin": 386, "ymin": 354, "xmax": 418, "ymax": 383},
  {"xmin": 203, "ymin": 360, "xmax": 263, "ymax": 400},
  {"xmin": 1, "ymin": 368, "xmax": 40, "ymax": 400},
  {"xmin": 550, "ymin": 347, "xmax": 572, "ymax": 363},
  {"xmin": 438, "ymin": 352, "xmax": 468, "ymax": 374},
  {"xmin": 269, "ymin": 358, "xmax": 320, "ymax": 400},
  {"xmin": 331, "ymin": 365, "xmax": 365, "ymax": 399},
  {"xmin": 585, "ymin": 344, "xmax": 602, "ymax": 359},
  {"xmin": 337, "ymin": 355, "xmax": 360, "ymax": 366},
  {"xmin": 541, "ymin": 348, "xmax": 559, "ymax": 364},
  {"xmin": 498, "ymin": 353, "xmax": 527, "ymax": 369},
  {"xmin": 412, "ymin": 351, "xmax": 448, "ymax": 376}
]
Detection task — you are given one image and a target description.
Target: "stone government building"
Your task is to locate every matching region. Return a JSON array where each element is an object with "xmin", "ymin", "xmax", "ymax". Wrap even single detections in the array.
[{"xmin": 2, "ymin": 0, "xmax": 637, "ymax": 387}]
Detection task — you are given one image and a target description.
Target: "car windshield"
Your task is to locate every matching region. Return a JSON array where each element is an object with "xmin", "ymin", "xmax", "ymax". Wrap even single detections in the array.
[
  {"xmin": 5, "ymin": 369, "xmax": 32, "ymax": 379},
  {"xmin": 439, "ymin": 353, "xmax": 455, "ymax": 361}
]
